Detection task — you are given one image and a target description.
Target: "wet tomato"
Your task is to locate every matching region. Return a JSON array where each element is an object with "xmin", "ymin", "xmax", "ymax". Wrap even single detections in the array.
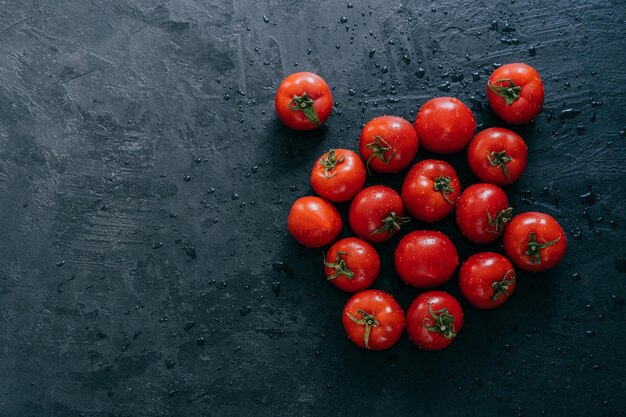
[
  {"xmin": 455, "ymin": 183, "xmax": 512, "ymax": 244},
  {"xmin": 405, "ymin": 291, "xmax": 464, "ymax": 351},
  {"xmin": 324, "ymin": 238, "xmax": 380, "ymax": 293},
  {"xmin": 467, "ymin": 128, "xmax": 528, "ymax": 186},
  {"xmin": 487, "ymin": 63, "xmax": 544, "ymax": 125},
  {"xmin": 459, "ymin": 252, "xmax": 516, "ymax": 309},
  {"xmin": 275, "ymin": 72, "xmax": 333, "ymax": 130},
  {"xmin": 287, "ymin": 196, "xmax": 342, "ymax": 248},
  {"xmin": 311, "ymin": 149, "xmax": 366, "ymax": 203},
  {"xmin": 349, "ymin": 186, "xmax": 410, "ymax": 244},
  {"xmin": 414, "ymin": 97, "xmax": 476, "ymax": 154},
  {"xmin": 359, "ymin": 116, "xmax": 419, "ymax": 173}
]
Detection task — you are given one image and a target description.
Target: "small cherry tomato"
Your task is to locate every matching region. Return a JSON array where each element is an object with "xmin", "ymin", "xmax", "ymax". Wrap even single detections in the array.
[
  {"xmin": 503, "ymin": 212, "xmax": 567, "ymax": 272},
  {"xmin": 394, "ymin": 230, "xmax": 458, "ymax": 288},
  {"xmin": 414, "ymin": 97, "xmax": 476, "ymax": 154},
  {"xmin": 459, "ymin": 252, "xmax": 516, "ymax": 309},
  {"xmin": 342, "ymin": 289, "xmax": 405, "ymax": 350},
  {"xmin": 405, "ymin": 291, "xmax": 464, "ymax": 351},
  {"xmin": 455, "ymin": 183, "xmax": 512, "ymax": 244},
  {"xmin": 287, "ymin": 196, "xmax": 342, "ymax": 248},
  {"xmin": 359, "ymin": 116, "xmax": 419, "ymax": 173},
  {"xmin": 311, "ymin": 149, "xmax": 366, "ymax": 203},
  {"xmin": 324, "ymin": 238, "xmax": 380, "ymax": 292},
  {"xmin": 349, "ymin": 186, "xmax": 410, "ymax": 244},
  {"xmin": 275, "ymin": 72, "xmax": 333, "ymax": 130},
  {"xmin": 401, "ymin": 159, "xmax": 461, "ymax": 223},
  {"xmin": 467, "ymin": 128, "xmax": 528, "ymax": 186},
  {"xmin": 487, "ymin": 63, "xmax": 544, "ymax": 125}
]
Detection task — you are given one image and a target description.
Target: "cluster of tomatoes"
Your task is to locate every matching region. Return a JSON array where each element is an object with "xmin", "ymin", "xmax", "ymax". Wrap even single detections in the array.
[{"xmin": 277, "ymin": 63, "xmax": 567, "ymax": 351}]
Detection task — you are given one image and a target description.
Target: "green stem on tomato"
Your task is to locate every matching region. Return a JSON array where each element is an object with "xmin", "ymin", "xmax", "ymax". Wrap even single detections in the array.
[{"xmin": 288, "ymin": 92, "xmax": 321, "ymax": 127}]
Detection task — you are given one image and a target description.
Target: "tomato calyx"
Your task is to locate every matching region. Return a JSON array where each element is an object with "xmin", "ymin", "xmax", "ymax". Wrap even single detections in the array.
[
  {"xmin": 488, "ymin": 78, "xmax": 521, "ymax": 106},
  {"xmin": 320, "ymin": 149, "xmax": 345, "ymax": 178},
  {"xmin": 346, "ymin": 309, "xmax": 379, "ymax": 349},
  {"xmin": 324, "ymin": 251, "xmax": 354, "ymax": 281},
  {"xmin": 423, "ymin": 303, "xmax": 456, "ymax": 340},
  {"xmin": 371, "ymin": 212, "xmax": 410, "ymax": 236},
  {"xmin": 288, "ymin": 92, "xmax": 322, "ymax": 127},
  {"xmin": 487, "ymin": 150, "xmax": 514, "ymax": 183},
  {"xmin": 525, "ymin": 232, "xmax": 561, "ymax": 264},
  {"xmin": 487, "ymin": 207, "xmax": 513, "ymax": 233},
  {"xmin": 433, "ymin": 176, "xmax": 455, "ymax": 204},
  {"xmin": 365, "ymin": 136, "xmax": 396, "ymax": 173},
  {"xmin": 491, "ymin": 269, "xmax": 516, "ymax": 301}
]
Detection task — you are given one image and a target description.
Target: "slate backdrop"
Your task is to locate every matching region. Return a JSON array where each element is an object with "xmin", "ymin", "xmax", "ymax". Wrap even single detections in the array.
[{"xmin": 1, "ymin": 0, "xmax": 625, "ymax": 416}]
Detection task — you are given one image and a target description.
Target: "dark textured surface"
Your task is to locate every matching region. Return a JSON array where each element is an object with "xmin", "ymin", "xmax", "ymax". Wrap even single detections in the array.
[{"xmin": 1, "ymin": 1, "xmax": 625, "ymax": 416}]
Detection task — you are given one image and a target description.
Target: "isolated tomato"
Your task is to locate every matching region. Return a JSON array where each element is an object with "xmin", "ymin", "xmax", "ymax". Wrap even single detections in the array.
[
  {"xmin": 456, "ymin": 183, "xmax": 512, "ymax": 244},
  {"xmin": 311, "ymin": 149, "xmax": 366, "ymax": 203},
  {"xmin": 401, "ymin": 159, "xmax": 461, "ymax": 223},
  {"xmin": 459, "ymin": 252, "xmax": 516, "ymax": 309},
  {"xmin": 503, "ymin": 212, "xmax": 567, "ymax": 272},
  {"xmin": 275, "ymin": 72, "xmax": 333, "ymax": 130},
  {"xmin": 349, "ymin": 186, "xmax": 410, "ymax": 244},
  {"xmin": 324, "ymin": 238, "xmax": 380, "ymax": 292},
  {"xmin": 405, "ymin": 291, "xmax": 464, "ymax": 351},
  {"xmin": 342, "ymin": 290, "xmax": 405, "ymax": 350},
  {"xmin": 414, "ymin": 97, "xmax": 476, "ymax": 154},
  {"xmin": 467, "ymin": 128, "xmax": 528, "ymax": 185},
  {"xmin": 359, "ymin": 116, "xmax": 419, "ymax": 173},
  {"xmin": 287, "ymin": 196, "xmax": 342, "ymax": 248},
  {"xmin": 394, "ymin": 230, "xmax": 458, "ymax": 288},
  {"xmin": 487, "ymin": 63, "xmax": 544, "ymax": 125}
]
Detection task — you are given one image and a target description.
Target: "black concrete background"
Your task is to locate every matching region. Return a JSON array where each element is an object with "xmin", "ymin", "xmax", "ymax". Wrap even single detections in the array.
[{"xmin": 1, "ymin": 1, "xmax": 625, "ymax": 416}]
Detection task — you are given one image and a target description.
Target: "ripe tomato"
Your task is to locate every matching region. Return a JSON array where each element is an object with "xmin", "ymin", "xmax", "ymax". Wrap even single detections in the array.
[
  {"xmin": 324, "ymin": 238, "xmax": 380, "ymax": 292},
  {"xmin": 287, "ymin": 196, "xmax": 342, "ymax": 248},
  {"xmin": 405, "ymin": 291, "xmax": 464, "ymax": 351},
  {"xmin": 503, "ymin": 212, "xmax": 567, "ymax": 272},
  {"xmin": 342, "ymin": 290, "xmax": 404, "ymax": 350},
  {"xmin": 349, "ymin": 186, "xmax": 410, "ymax": 244},
  {"xmin": 487, "ymin": 63, "xmax": 544, "ymax": 125},
  {"xmin": 275, "ymin": 72, "xmax": 333, "ymax": 130},
  {"xmin": 358, "ymin": 116, "xmax": 419, "ymax": 173},
  {"xmin": 401, "ymin": 159, "xmax": 461, "ymax": 223},
  {"xmin": 394, "ymin": 230, "xmax": 458, "ymax": 288},
  {"xmin": 455, "ymin": 183, "xmax": 512, "ymax": 244},
  {"xmin": 467, "ymin": 128, "xmax": 528, "ymax": 186},
  {"xmin": 414, "ymin": 97, "xmax": 476, "ymax": 154},
  {"xmin": 459, "ymin": 252, "xmax": 516, "ymax": 309},
  {"xmin": 311, "ymin": 149, "xmax": 366, "ymax": 203}
]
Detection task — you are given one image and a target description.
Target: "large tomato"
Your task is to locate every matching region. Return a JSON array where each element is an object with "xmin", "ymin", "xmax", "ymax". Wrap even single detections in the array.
[
  {"xmin": 455, "ymin": 183, "xmax": 512, "ymax": 244},
  {"xmin": 467, "ymin": 128, "xmax": 528, "ymax": 186},
  {"xmin": 287, "ymin": 196, "xmax": 342, "ymax": 248},
  {"xmin": 487, "ymin": 63, "xmax": 544, "ymax": 125},
  {"xmin": 349, "ymin": 186, "xmax": 410, "ymax": 244},
  {"xmin": 413, "ymin": 97, "xmax": 476, "ymax": 154},
  {"xmin": 324, "ymin": 238, "xmax": 380, "ymax": 293},
  {"xmin": 503, "ymin": 212, "xmax": 567, "ymax": 272},
  {"xmin": 275, "ymin": 72, "xmax": 333, "ymax": 130},
  {"xmin": 405, "ymin": 291, "xmax": 464, "ymax": 351},
  {"xmin": 459, "ymin": 252, "xmax": 516, "ymax": 309},
  {"xmin": 311, "ymin": 149, "xmax": 366, "ymax": 203},
  {"xmin": 342, "ymin": 290, "xmax": 405, "ymax": 350},
  {"xmin": 401, "ymin": 159, "xmax": 461, "ymax": 223},
  {"xmin": 358, "ymin": 116, "xmax": 419, "ymax": 173}
]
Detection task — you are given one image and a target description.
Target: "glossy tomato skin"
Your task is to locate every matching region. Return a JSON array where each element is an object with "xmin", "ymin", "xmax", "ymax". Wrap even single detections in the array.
[
  {"xmin": 503, "ymin": 212, "xmax": 567, "ymax": 272},
  {"xmin": 342, "ymin": 290, "xmax": 405, "ymax": 350},
  {"xmin": 359, "ymin": 116, "xmax": 419, "ymax": 173},
  {"xmin": 401, "ymin": 159, "xmax": 461, "ymax": 223},
  {"xmin": 456, "ymin": 183, "xmax": 512, "ymax": 244},
  {"xmin": 311, "ymin": 149, "xmax": 366, "ymax": 203},
  {"xmin": 459, "ymin": 252, "xmax": 516, "ymax": 309},
  {"xmin": 487, "ymin": 63, "xmax": 544, "ymax": 125},
  {"xmin": 394, "ymin": 230, "xmax": 458, "ymax": 288},
  {"xmin": 414, "ymin": 97, "xmax": 476, "ymax": 154},
  {"xmin": 275, "ymin": 72, "xmax": 333, "ymax": 130},
  {"xmin": 324, "ymin": 238, "xmax": 380, "ymax": 292},
  {"xmin": 405, "ymin": 291, "xmax": 464, "ymax": 351},
  {"xmin": 287, "ymin": 196, "xmax": 342, "ymax": 248},
  {"xmin": 468, "ymin": 128, "xmax": 528, "ymax": 186},
  {"xmin": 349, "ymin": 186, "xmax": 409, "ymax": 244}
]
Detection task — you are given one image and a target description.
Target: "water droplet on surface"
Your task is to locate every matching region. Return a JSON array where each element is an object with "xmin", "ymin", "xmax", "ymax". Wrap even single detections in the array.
[
  {"xmin": 152, "ymin": 242, "xmax": 163, "ymax": 249},
  {"xmin": 196, "ymin": 337, "xmax": 205, "ymax": 346},
  {"xmin": 183, "ymin": 175, "xmax": 191, "ymax": 182},
  {"xmin": 207, "ymin": 188, "xmax": 215, "ymax": 194},
  {"xmin": 56, "ymin": 261, "xmax": 65, "ymax": 267},
  {"xmin": 262, "ymin": 15, "xmax": 269, "ymax": 23},
  {"xmin": 558, "ymin": 108, "xmax": 581, "ymax": 119},
  {"xmin": 339, "ymin": 16, "xmax": 348, "ymax": 23},
  {"xmin": 579, "ymin": 192, "xmax": 596, "ymax": 205},
  {"xmin": 415, "ymin": 68, "xmax": 425, "ymax": 78},
  {"xmin": 586, "ymin": 330, "xmax": 596, "ymax": 337}
]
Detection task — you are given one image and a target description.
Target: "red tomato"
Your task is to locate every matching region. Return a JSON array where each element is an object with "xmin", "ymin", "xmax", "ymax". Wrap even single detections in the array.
[
  {"xmin": 455, "ymin": 183, "xmax": 512, "ymax": 244},
  {"xmin": 324, "ymin": 238, "xmax": 380, "ymax": 292},
  {"xmin": 287, "ymin": 196, "xmax": 342, "ymax": 248},
  {"xmin": 349, "ymin": 186, "xmax": 409, "ymax": 244},
  {"xmin": 342, "ymin": 290, "xmax": 405, "ymax": 350},
  {"xmin": 405, "ymin": 291, "xmax": 464, "ymax": 350},
  {"xmin": 503, "ymin": 212, "xmax": 567, "ymax": 272},
  {"xmin": 394, "ymin": 230, "xmax": 458, "ymax": 288},
  {"xmin": 358, "ymin": 116, "xmax": 419, "ymax": 173},
  {"xmin": 275, "ymin": 72, "xmax": 333, "ymax": 130},
  {"xmin": 414, "ymin": 97, "xmax": 476, "ymax": 154},
  {"xmin": 459, "ymin": 252, "xmax": 516, "ymax": 309},
  {"xmin": 467, "ymin": 128, "xmax": 528, "ymax": 186},
  {"xmin": 401, "ymin": 159, "xmax": 461, "ymax": 223},
  {"xmin": 311, "ymin": 149, "xmax": 366, "ymax": 203},
  {"xmin": 487, "ymin": 63, "xmax": 544, "ymax": 125}
]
